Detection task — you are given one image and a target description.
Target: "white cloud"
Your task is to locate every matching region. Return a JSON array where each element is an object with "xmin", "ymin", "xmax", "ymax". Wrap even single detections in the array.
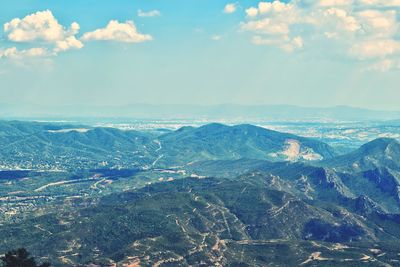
[
  {"xmin": 252, "ymin": 35, "xmax": 303, "ymax": 52},
  {"xmin": 367, "ymin": 59, "xmax": 399, "ymax": 72},
  {"xmin": 246, "ymin": 7, "xmax": 259, "ymax": 17},
  {"xmin": 3, "ymin": 10, "xmax": 83, "ymax": 55},
  {"xmin": 324, "ymin": 31, "xmax": 339, "ymax": 38},
  {"xmin": 81, "ymin": 20, "xmax": 152, "ymax": 43},
  {"xmin": 323, "ymin": 8, "xmax": 360, "ymax": 32},
  {"xmin": 0, "ymin": 47, "xmax": 49, "ymax": 59},
  {"xmin": 350, "ymin": 39, "xmax": 400, "ymax": 59},
  {"xmin": 4, "ymin": 10, "xmax": 64, "ymax": 42},
  {"xmin": 318, "ymin": 0, "xmax": 353, "ymax": 7},
  {"xmin": 4, "ymin": 10, "xmax": 83, "ymax": 50},
  {"xmin": 69, "ymin": 22, "xmax": 80, "ymax": 35},
  {"xmin": 241, "ymin": 0, "xmax": 400, "ymax": 71},
  {"xmin": 357, "ymin": 0, "xmax": 400, "ymax": 7},
  {"xmin": 241, "ymin": 19, "xmax": 290, "ymax": 35},
  {"xmin": 257, "ymin": 1, "xmax": 295, "ymax": 14},
  {"xmin": 55, "ymin": 36, "xmax": 84, "ymax": 52},
  {"xmin": 357, "ymin": 10, "xmax": 397, "ymax": 38},
  {"xmin": 292, "ymin": 36, "xmax": 304, "ymax": 48},
  {"xmin": 211, "ymin": 35, "xmax": 223, "ymax": 41},
  {"xmin": 241, "ymin": 1, "xmax": 306, "ymax": 51},
  {"xmin": 224, "ymin": 3, "xmax": 237, "ymax": 14},
  {"xmin": 138, "ymin": 9, "xmax": 161, "ymax": 17}
]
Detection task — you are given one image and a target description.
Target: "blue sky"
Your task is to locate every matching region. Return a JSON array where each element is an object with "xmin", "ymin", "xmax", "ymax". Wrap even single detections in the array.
[{"xmin": 0, "ymin": 0, "xmax": 399, "ymax": 111}]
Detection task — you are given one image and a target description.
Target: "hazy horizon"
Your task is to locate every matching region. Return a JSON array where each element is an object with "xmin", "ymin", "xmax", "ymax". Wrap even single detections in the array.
[{"xmin": 2, "ymin": 103, "xmax": 400, "ymax": 122}]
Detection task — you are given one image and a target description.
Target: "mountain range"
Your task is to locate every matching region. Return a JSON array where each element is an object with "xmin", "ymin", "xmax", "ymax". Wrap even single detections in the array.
[
  {"xmin": 0, "ymin": 121, "xmax": 336, "ymax": 170},
  {"xmin": 1, "ymin": 121, "xmax": 400, "ymax": 266}
]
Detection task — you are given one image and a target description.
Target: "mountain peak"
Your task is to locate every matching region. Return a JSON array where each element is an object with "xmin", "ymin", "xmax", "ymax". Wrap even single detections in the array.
[
  {"xmin": 359, "ymin": 138, "xmax": 400, "ymax": 154},
  {"xmin": 197, "ymin": 123, "xmax": 227, "ymax": 130},
  {"xmin": 328, "ymin": 138, "xmax": 400, "ymax": 171}
]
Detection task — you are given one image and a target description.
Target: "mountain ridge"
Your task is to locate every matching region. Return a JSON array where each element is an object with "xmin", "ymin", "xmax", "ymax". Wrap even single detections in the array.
[
  {"xmin": 2, "ymin": 104, "xmax": 400, "ymax": 121},
  {"xmin": 0, "ymin": 121, "xmax": 337, "ymax": 170},
  {"xmin": 326, "ymin": 137, "xmax": 400, "ymax": 172}
]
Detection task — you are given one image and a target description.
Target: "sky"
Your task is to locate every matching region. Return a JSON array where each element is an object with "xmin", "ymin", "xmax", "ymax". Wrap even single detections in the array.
[{"xmin": 0, "ymin": 0, "xmax": 399, "ymax": 111}]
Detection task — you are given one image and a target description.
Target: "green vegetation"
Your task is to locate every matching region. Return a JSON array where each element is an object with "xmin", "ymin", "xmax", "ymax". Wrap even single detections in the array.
[
  {"xmin": 1, "ymin": 121, "xmax": 400, "ymax": 266},
  {"xmin": 2, "ymin": 173, "xmax": 400, "ymax": 265},
  {"xmin": 0, "ymin": 121, "xmax": 336, "ymax": 171}
]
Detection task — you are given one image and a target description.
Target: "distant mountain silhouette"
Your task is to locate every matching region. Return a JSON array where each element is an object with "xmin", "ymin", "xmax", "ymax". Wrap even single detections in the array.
[{"xmin": 1, "ymin": 104, "xmax": 400, "ymax": 121}]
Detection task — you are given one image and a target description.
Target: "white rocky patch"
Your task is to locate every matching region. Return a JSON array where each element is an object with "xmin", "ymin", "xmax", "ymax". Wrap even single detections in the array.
[{"xmin": 269, "ymin": 139, "xmax": 323, "ymax": 162}]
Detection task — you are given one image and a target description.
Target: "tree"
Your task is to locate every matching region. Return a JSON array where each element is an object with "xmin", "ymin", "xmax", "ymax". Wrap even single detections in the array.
[{"xmin": 1, "ymin": 248, "xmax": 50, "ymax": 267}]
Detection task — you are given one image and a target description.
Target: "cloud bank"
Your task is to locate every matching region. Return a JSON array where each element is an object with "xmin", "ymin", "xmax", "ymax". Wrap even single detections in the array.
[{"xmin": 241, "ymin": 0, "xmax": 400, "ymax": 70}]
